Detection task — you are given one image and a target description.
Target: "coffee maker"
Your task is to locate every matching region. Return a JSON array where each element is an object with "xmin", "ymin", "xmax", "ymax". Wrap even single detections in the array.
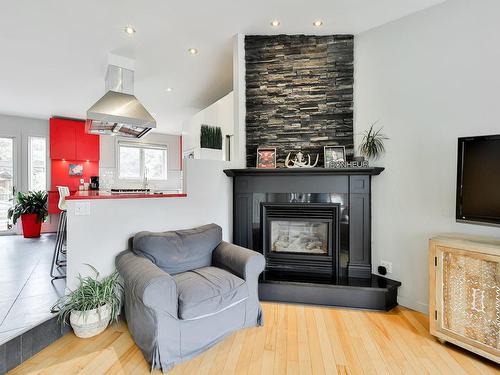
[{"xmin": 90, "ymin": 176, "xmax": 99, "ymax": 190}]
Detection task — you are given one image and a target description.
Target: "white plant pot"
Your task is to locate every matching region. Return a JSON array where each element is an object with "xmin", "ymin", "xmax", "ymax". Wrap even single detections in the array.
[
  {"xmin": 198, "ymin": 148, "xmax": 223, "ymax": 160},
  {"xmin": 70, "ymin": 304, "xmax": 111, "ymax": 338}
]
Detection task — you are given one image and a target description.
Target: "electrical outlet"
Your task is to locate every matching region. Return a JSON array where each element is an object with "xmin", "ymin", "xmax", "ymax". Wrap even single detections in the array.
[
  {"xmin": 380, "ymin": 260, "xmax": 393, "ymax": 274},
  {"xmin": 74, "ymin": 202, "xmax": 90, "ymax": 216}
]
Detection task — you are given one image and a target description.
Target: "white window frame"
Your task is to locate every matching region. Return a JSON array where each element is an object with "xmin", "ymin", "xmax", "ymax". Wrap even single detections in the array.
[
  {"xmin": 117, "ymin": 141, "xmax": 168, "ymax": 181},
  {"xmin": 28, "ymin": 136, "xmax": 47, "ymax": 191}
]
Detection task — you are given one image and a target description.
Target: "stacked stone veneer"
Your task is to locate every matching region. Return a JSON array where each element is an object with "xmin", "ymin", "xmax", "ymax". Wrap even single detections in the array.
[{"xmin": 245, "ymin": 35, "xmax": 354, "ymax": 167}]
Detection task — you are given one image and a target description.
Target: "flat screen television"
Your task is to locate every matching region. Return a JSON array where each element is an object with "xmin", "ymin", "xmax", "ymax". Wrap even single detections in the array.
[{"xmin": 456, "ymin": 134, "xmax": 500, "ymax": 226}]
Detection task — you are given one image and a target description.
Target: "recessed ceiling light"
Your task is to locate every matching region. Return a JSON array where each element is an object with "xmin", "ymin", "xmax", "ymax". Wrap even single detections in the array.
[
  {"xmin": 313, "ymin": 20, "xmax": 324, "ymax": 27},
  {"xmin": 124, "ymin": 25, "xmax": 136, "ymax": 35},
  {"xmin": 165, "ymin": 87, "xmax": 173, "ymax": 92},
  {"xmin": 188, "ymin": 48, "xmax": 199, "ymax": 55},
  {"xmin": 270, "ymin": 20, "xmax": 280, "ymax": 28}
]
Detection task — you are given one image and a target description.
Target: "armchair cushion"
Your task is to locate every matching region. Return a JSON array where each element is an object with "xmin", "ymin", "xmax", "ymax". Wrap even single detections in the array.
[
  {"xmin": 132, "ymin": 224, "xmax": 222, "ymax": 275},
  {"xmin": 173, "ymin": 266, "xmax": 248, "ymax": 320}
]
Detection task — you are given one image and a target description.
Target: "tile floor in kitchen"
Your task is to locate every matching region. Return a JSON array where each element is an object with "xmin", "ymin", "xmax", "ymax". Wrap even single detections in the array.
[{"xmin": 0, "ymin": 234, "xmax": 65, "ymax": 345}]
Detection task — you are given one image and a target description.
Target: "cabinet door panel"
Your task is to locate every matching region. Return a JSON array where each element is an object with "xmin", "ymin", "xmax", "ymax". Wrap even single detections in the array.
[
  {"xmin": 50, "ymin": 118, "xmax": 76, "ymax": 160},
  {"xmin": 436, "ymin": 246, "xmax": 500, "ymax": 356},
  {"xmin": 75, "ymin": 122, "xmax": 100, "ymax": 161}
]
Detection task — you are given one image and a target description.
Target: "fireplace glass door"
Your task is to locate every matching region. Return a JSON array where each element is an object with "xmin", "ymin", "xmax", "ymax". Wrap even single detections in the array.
[
  {"xmin": 270, "ymin": 220, "xmax": 328, "ymax": 255},
  {"xmin": 261, "ymin": 202, "xmax": 339, "ymax": 275}
]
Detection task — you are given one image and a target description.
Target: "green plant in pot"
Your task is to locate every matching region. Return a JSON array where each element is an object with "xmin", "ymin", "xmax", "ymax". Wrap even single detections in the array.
[
  {"xmin": 358, "ymin": 122, "xmax": 389, "ymax": 161},
  {"xmin": 200, "ymin": 125, "xmax": 223, "ymax": 150},
  {"xmin": 54, "ymin": 265, "xmax": 122, "ymax": 338},
  {"xmin": 7, "ymin": 190, "xmax": 48, "ymax": 238}
]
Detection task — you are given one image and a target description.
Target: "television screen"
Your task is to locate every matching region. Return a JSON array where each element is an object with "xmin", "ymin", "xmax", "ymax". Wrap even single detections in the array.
[{"xmin": 456, "ymin": 135, "xmax": 500, "ymax": 225}]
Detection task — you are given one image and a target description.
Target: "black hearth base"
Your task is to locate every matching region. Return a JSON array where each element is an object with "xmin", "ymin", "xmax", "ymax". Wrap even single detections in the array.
[{"xmin": 259, "ymin": 272, "xmax": 401, "ymax": 311}]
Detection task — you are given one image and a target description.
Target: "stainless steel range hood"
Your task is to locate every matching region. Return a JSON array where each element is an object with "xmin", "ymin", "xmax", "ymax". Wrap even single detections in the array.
[{"xmin": 86, "ymin": 65, "xmax": 156, "ymax": 138}]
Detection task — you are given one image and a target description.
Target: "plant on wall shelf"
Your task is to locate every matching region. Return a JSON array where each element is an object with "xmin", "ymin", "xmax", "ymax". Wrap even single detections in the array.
[
  {"xmin": 359, "ymin": 122, "xmax": 389, "ymax": 160},
  {"xmin": 200, "ymin": 125, "xmax": 223, "ymax": 150}
]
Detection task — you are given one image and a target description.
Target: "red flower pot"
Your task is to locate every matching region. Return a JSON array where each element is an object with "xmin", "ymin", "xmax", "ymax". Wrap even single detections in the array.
[{"xmin": 21, "ymin": 213, "xmax": 42, "ymax": 238}]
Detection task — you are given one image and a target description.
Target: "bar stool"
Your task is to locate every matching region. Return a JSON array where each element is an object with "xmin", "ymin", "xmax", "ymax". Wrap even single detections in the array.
[{"xmin": 50, "ymin": 186, "xmax": 70, "ymax": 280}]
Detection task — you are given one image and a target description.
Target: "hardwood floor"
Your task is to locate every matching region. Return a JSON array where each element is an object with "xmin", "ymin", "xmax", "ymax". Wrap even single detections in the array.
[{"xmin": 9, "ymin": 303, "xmax": 499, "ymax": 374}]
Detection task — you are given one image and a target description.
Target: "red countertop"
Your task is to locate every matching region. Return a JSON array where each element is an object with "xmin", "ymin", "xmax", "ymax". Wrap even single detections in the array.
[{"xmin": 66, "ymin": 190, "xmax": 187, "ymax": 200}]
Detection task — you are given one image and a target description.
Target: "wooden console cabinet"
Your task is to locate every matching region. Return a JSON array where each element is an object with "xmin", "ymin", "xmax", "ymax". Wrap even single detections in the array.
[{"xmin": 429, "ymin": 235, "xmax": 500, "ymax": 364}]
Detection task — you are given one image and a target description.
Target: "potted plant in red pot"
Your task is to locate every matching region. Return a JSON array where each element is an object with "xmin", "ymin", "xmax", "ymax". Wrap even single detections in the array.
[{"xmin": 8, "ymin": 191, "xmax": 48, "ymax": 238}]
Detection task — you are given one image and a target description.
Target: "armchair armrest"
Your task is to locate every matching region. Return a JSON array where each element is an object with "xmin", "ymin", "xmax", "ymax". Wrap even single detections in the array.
[
  {"xmin": 116, "ymin": 250, "xmax": 178, "ymax": 318},
  {"xmin": 212, "ymin": 241, "xmax": 265, "ymax": 281}
]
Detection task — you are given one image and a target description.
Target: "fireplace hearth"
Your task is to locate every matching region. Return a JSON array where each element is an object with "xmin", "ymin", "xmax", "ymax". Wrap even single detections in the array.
[{"xmin": 224, "ymin": 167, "xmax": 401, "ymax": 311}]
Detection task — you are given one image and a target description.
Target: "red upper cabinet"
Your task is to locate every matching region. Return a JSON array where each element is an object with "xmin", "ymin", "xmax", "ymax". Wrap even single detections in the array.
[
  {"xmin": 75, "ymin": 122, "xmax": 100, "ymax": 161},
  {"xmin": 50, "ymin": 118, "xmax": 99, "ymax": 161},
  {"xmin": 50, "ymin": 118, "xmax": 76, "ymax": 160}
]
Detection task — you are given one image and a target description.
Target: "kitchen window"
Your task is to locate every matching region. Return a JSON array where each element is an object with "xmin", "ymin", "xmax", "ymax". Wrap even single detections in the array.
[
  {"xmin": 118, "ymin": 142, "xmax": 168, "ymax": 181},
  {"xmin": 28, "ymin": 136, "xmax": 47, "ymax": 191}
]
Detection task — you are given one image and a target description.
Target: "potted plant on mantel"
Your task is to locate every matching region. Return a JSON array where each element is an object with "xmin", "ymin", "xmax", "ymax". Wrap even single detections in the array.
[
  {"xmin": 54, "ymin": 265, "xmax": 122, "ymax": 338},
  {"xmin": 358, "ymin": 122, "xmax": 389, "ymax": 161},
  {"xmin": 199, "ymin": 124, "xmax": 223, "ymax": 160},
  {"xmin": 7, "ymin": 190, "xmax": 48, "ymax": 238}
]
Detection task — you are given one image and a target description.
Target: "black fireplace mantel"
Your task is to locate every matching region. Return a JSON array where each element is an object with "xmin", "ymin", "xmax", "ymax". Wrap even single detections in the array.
[
  {"xmin": 225, "ymin": 166, "xmax": 400, "ymax": 310},
  {"xmin": 223, "ymin": 167, "xmax": 384, "ymax": 177},
  {"xmin": 226, "ymin": 167, "xmax": 385, "ymax": 279}
]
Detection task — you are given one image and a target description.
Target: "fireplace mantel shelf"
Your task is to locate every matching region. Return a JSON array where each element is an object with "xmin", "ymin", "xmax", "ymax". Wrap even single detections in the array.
[{"xmin": 223, "ymin": 167, "xmax": 384, "ymax": 177}]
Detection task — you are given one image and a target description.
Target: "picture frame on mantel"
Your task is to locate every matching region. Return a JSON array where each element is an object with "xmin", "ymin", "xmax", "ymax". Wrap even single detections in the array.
[
  {"xmin": 256, "ymin": 147, "xmax": 277, "ymax": 169},
  {"xmin": 324, "ymin": 146, "xmax": 346, "ymax": 168}
]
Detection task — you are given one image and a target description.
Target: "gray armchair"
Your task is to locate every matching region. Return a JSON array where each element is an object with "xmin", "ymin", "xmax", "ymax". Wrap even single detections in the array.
[{"xmin": 115, "ymin": 224, "xmax": 265, "ymax": 372}]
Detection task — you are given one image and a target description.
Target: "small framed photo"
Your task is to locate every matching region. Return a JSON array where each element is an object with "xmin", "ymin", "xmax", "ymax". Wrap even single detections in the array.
[
  {"xmin": 256, "ymin": 147, "xmax": 277, "ymax": 169},
  {"xmin": 324, "ymin": 146, "xmax": 346, "ymax": 168},
  {"xmin": 69, "ymin": 163, "xmax": 83, "ymax": 176}
]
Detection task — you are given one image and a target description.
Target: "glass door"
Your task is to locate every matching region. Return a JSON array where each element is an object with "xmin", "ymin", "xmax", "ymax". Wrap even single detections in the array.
[{"xmin": 0, "ymin": 137, "xmax": 15, "ymax": 233}]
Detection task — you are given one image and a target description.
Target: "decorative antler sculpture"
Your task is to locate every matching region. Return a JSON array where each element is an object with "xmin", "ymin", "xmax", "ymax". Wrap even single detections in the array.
[{"xmin": 285, "ymin": 151, "xmax": 319, "ymax": 168}]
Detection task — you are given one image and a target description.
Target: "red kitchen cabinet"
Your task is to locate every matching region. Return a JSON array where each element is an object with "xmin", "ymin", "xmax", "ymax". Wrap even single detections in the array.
[
  {"xmin": 50, "ymin": 118, "xmax": 99, "ymax": 161},
  {"xmin": 75, "ymin": 122, "xmax": 99, "ymax": 161},
  {"xmin": 50, "ymin": 118, "xmax": 76, "ymax": 160},
  {"xmin": 49, "ymin": 117, "xmax": 100, "ymax": 193}
]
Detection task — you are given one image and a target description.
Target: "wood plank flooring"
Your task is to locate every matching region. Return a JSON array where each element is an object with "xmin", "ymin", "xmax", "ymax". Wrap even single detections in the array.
[{"xmin": 9, "ymin": 303, "xmax": 499, "ymax": 374}]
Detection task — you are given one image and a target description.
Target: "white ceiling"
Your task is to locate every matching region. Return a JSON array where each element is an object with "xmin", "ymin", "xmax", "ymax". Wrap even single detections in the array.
[{"xmin": 0, "ymin": 0, "xmax": 445, "ymax": 134}]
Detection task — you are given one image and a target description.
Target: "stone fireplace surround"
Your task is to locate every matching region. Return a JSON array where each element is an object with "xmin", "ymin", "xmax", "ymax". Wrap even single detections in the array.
[{"xmin": 224, "ymin": 167, "xmax": 401, "ymax": 311}]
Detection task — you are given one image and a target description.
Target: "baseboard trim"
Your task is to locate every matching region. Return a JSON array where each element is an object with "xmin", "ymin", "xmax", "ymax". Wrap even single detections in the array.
[{"xmin": 397, "ymin": 295, "xmax": 428, "ymax": 314}]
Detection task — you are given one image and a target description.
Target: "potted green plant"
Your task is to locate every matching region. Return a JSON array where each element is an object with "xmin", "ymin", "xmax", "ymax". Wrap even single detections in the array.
[
  {"xmin": 7, "ymin": 190, "xmax": 48, "ymax": 238},
  {"xmin": 199, "ymin": 125, "xmax": 223, "ymax": 160},
  {"xmin": 359, "ymin": 122, "xmax": 389, "ymax": 160},
  {"xmin": 54, "ymin": 265, "xmax": 122, "ymax": 338}
]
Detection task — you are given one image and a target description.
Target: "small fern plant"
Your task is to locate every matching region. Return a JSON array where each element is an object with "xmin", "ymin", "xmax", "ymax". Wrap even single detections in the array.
[{"xmin": 359, "ymin": 122, "xmax": 389, "ymax": 160}]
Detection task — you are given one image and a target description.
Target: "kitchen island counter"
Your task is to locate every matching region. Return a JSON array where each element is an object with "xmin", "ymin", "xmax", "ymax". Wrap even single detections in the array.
[
  {"xmin": 64, "ymin": 160, "xmax": 230, "ymax": 290},
  {"xmin": 66, "ymin": 190, "xmax": 187, "ymax": 200}
]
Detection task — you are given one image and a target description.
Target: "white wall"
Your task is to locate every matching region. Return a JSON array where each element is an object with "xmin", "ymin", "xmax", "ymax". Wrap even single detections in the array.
[
  {"xmin": 232, "ymin": 33, "xmax": 247, "ymax": 168},
  {"xmin": 355, "ymin": 0, "xmax": 500, "ymax": 313},
  {"xmin": 66, "ymin": 159, "xmax": 232, "ymax": 289},
  {"xmin": 182, "ymin": 92, "xmax": 234, "ymax": 161},
  {"xmin": 0, "ymin": 114, "xmax": 57, "ymax": 233},
  {"xmin": 99, "ymin": 132, "xmax": 182, "ymax": 192}
]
